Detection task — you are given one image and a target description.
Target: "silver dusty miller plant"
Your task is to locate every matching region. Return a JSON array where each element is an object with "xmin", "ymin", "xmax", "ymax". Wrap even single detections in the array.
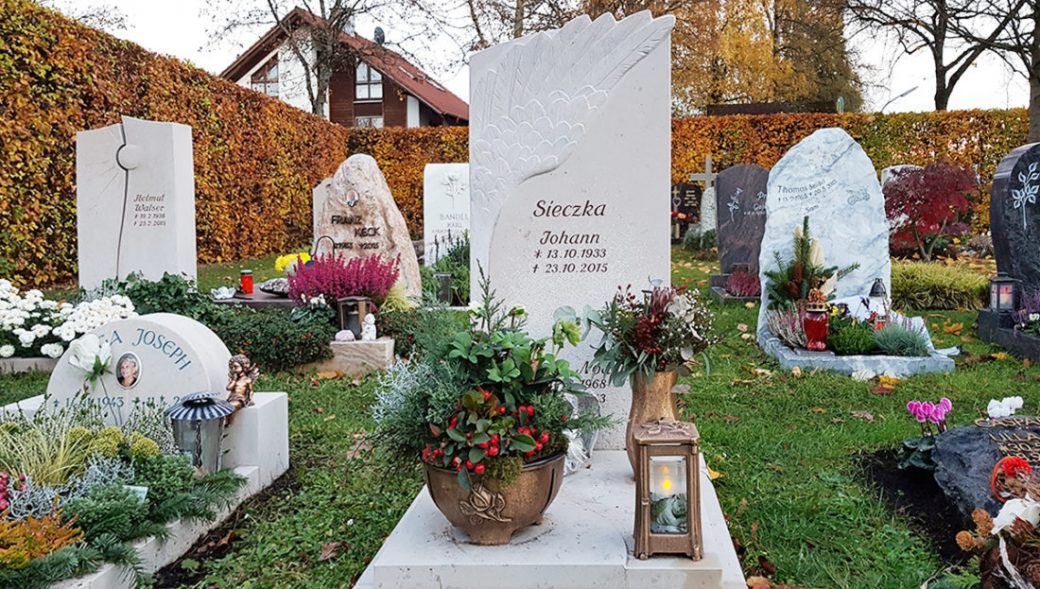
[{"xmin": 7, "ymin": 455, "xmax": 135, "ymax": 519}]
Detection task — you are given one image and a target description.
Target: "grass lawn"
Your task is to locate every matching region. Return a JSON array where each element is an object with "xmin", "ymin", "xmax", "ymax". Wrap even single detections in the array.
[{"xmin": 5, "ymin": 246, "xmax": 1033, "ymax": 588}]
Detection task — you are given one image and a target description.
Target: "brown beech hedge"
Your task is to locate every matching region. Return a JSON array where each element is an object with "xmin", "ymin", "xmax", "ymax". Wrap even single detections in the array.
[{"xmin": 0, "ymin": 0, "xmax": 1028, "ymax": 286}]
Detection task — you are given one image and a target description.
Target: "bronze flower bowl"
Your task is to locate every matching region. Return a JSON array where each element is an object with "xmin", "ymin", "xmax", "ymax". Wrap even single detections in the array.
[{"xmin": 424, "ymin": 453, "xmax": 565, "ymax": 545}]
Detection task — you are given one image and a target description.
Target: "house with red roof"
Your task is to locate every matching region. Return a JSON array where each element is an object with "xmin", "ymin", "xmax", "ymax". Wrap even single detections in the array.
[{"xmin": 220, "ymin": 7, "xmax": 468, "ymax": 128}]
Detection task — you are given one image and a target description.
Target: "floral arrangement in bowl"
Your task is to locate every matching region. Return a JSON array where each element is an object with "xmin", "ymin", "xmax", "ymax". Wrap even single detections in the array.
[
  {"xmin": 0, "ymin": 280, "xmax": 135, "ymax": 360},
  {"xmin": 372, "ymin": 271, "xmax": 607, "ymax": 544}
]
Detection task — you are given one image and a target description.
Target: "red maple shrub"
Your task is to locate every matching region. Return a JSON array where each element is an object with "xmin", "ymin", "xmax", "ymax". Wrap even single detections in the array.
[
  {"xmin": 884, "ymin": 163, "xmax": 977, "ymax": 261},
  {"xmin": 288, "ymin": 254, "xmax": 401, "ymax": 306}
]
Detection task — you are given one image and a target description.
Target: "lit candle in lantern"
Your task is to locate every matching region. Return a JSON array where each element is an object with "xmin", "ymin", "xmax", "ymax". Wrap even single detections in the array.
[
  {"xmin": 650, "ymin": 456, "xmax": 686, "ymax": 497},
  {"xmin": 1000, "ymin": 284, "xmax": 1014, "ymax": 308}
]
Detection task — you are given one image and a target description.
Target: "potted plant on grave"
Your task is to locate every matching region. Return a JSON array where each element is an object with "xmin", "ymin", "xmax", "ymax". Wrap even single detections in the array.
[
  {"xmin": 371, "ymin": 271, "xmax": 607, "ymax": 545},
  {"xmin": 587, "ymin": 284, "xmax": 718, "ymax": 475}
]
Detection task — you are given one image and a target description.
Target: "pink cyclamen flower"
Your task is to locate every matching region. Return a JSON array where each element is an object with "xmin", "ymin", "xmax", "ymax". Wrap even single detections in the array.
[{"xmin": 939, "ymin": 397, "xmax": 952, "ymax": 411}]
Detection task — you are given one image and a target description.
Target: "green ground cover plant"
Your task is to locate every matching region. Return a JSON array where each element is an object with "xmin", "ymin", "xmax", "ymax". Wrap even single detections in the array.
[
  {"xmin": 891, "ymin": 261, "xmax": 988, "ymax": 311},
  {"xmin": 6, "ymin": 250, "xmax": 1033, "ymax": 588}
]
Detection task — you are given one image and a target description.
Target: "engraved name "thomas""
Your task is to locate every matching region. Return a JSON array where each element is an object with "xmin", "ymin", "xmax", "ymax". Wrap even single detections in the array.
[{"xmin": 532, "ymin": 200, "xmax": 606, "ymax": 217}]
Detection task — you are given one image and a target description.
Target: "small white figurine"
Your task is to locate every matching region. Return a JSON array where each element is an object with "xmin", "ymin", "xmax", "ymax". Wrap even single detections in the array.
[{"xmin": 361, "ymin": 314, "xmax": 377, "ymax": 341}]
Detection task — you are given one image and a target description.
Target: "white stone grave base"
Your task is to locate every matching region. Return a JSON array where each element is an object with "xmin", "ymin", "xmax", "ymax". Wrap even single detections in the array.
[
  {"xmin": 297, "ymin": 338, "xmax": 395, "ymax": 377},
  {"xmin": 759, "ymin": 331, "xmax": 955, "ymax": 377},
  {"xmin": 0, "ymin": 357, "xmax": 58, "ymax": 375},
  {"xmin": 355, "ymin": 450, "xmax": 745, "ymax": 589},
  {"xmin": 42, "ymin": 393, "xmax": 289, "ymax": 589}
]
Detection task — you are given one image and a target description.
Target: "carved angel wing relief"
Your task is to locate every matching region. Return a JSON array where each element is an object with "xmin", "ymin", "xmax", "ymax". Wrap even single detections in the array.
[{"xmin": 469, "ymin": 11, "xmax": 675, "ymax": 269}]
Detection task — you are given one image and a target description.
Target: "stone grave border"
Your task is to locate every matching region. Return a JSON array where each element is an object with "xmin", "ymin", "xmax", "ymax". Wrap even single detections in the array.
[
  {"xmin": 0, "ymin": 393, "xmax": 289, "ymax": 589},
  {"xmin": 707, "ymin": 275, "xmax": 758, "ymax": 305},
  {"xmin": 0, "ymin": 357, "xmax": 58, "ymax": 375},
  {"xmin": 978, "ymin": 309, "xmax": 1040, "ymax": 362},
  {"xmin": 758, "ymin": 330, "xmax": 955, "ymax": 377}
]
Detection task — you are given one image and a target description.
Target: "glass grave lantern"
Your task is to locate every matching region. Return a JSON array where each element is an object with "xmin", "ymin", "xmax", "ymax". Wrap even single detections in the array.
[
  {"xmin": 990, "ymin": 273, "xmax": 1021, "ymax": 314},
  {"xmin": 166, "ymin": 392, "xmax": 235, "ymax": 475},
  {"xmin": 433, "ymin": 272, "xmax": 453, "ymax": 305},
  {"xmin": 336, "ymin": 296, "xmax": 372, "ymax": 339},
  {"xmin": 633, "ymin": 419, "xmax": 702, "ymax": 560},
  {"xmin": 868, "ymin": 278, "xmax": 890, "ymax": 324}
]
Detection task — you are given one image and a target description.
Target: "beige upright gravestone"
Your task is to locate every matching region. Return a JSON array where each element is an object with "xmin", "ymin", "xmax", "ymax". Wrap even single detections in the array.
[
  {"xmin": 76, "ymin": 116, "xmax": 196, "ymax": 289},
  {"xmin": 313, "ymin": 155, "xmax": 422, "ymax": 299}
]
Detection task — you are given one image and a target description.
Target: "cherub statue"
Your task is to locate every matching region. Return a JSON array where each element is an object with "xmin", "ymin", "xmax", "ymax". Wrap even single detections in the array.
[
  {"xmin": 361, "ymin": 314, "xmax": 377, "ymax": 341},
  {"xmin": 226, "ymin": 354, "xmax": 259, "ymax": 424}
]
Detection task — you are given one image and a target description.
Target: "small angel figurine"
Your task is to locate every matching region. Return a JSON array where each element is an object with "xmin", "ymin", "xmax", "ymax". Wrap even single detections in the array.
[
  {"xmin": 226, "ymin": 354, "xmax": 259, "ymax": 424},
  {"xmin": 361, "ymin": 314, "xmax": 377, "ymax": 341}
]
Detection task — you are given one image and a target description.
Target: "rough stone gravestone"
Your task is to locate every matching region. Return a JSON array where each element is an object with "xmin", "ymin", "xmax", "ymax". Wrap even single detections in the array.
[
  {"xmin": 76, "ymin": 116, "xmax": 196, "ymax": 290},
  {"xmin": 470, "ymin": 12, "xmax": 674, "ymax": 450},
  {"xmin": 45, "ymin": 313, "xmax": 230, "ymax": 425},
  {"xmin": 312, "ymin": 177, "xmax": 332, "ymax": 239},
  {"xmin": 715, "ymin": 164, "xmax": 769, "ymax": 275},
  {"xmin": 757, "ymin": 128, "xmax": 890, "ymax": 338},
  {"xmin": 423, "ymin": 163, "xmax": 471, "ymax": 264},
  {"xmin": 933, "ymin": 416, "xmax": 1040, "ymax": 517},
  {"xmin": 313, "ymin": 154, "xmax": 422, "ymax": 299},
  {"xmin": 991, "ymin": 143, "xmax": 1040, "ymax": 294}
]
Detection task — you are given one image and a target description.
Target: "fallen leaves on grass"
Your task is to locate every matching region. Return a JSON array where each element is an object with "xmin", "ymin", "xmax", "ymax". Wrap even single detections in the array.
[
  {"xmin": 992, "ymin": 352, "xmax": 1009, "ymax": 361},
  {"xmin": 737, "ymin": 323, "xmax": 749, "ymax": 333},
  {"xmin": 707, "ymin": 465, "xmax": 722, "ymax": 480},
  {"xmin": 812, "ymin": 407, "xmax": 827, "ymax": 414},
  {"xmin": 315, "ymin": 371, "xmax": 343, "ymax": 380},
  {"xmin": 347, "ymin": 432, "xmax": 371, "ymax": 459},
  {"xmin": 851, "ymin": 410, "xmax": 875, "ymax": 422},
  {"xmin": 744, "ymin": 302, "xmax": 756, "ymax": 309},
  {"xmin": 319, "ymin": 541, "xmax": 348, "ymax": 562},
  {"xmin": 942, "ymin": 321, "xmax": 964, "ymax": 335},
  {"xmin": 790, "ymin": 366, "xmax": 802, "ymax": 378}
]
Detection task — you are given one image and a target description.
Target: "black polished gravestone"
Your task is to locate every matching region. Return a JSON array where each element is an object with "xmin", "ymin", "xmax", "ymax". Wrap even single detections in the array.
[
  {"xmin": 933, "ymin": 416, "xmax": 1040, "ymax": 518},
  {"xmin": 714, "ymin": 164, "xmax": 769, "ymax": 275},
  {"xmin": 670, "ymin": 182, "xmax": 702, "ymax": 243},
  {"xmin": 981, "ymin": 143, "xmax": 1040, "ymax": 358},
  {"xmin": 992, "ymin": 143, "xmax": 1040, "ymax": 294}
]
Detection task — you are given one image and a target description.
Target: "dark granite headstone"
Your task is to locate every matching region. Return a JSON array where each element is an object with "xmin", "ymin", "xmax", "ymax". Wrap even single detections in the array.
[
  {"xmin": 992, "ymin": 143, "xmax": 1040, "ymax": 294},
  {"xmin": 714, "ymin": 164, "xmax": 769, "ymax": 274},
  {"xmin": 933, "ymin": 416, "xmax": 1040, "ymax": 517},
  {"xmin": 671, "ymin": 183, "xmax": 702, "ymax": 220}
]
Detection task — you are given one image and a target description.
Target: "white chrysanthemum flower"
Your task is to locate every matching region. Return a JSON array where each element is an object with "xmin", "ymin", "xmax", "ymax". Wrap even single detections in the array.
[
  {"xmin": 31, "ymin": 324, "xmax": 50, "ymax": 338},
  {"xmin": 0, "ymin": 345, "xmax": 13, "ymax": 358},
  {"xmin": 40, "ymin": 343, "xmax": 63, "ymax": 359},
  {"xmin": 17, "ymin": 331, "xmax": 35, "ymax": 346}
]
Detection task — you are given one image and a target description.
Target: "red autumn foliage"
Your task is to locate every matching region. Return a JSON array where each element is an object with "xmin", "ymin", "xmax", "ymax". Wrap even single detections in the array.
[
  {"xmin": 288, "ymin": 254, "xmax": 400, "ymax": 306},
  {"xmin": 884, "ymin": 163, "xmax": 977, "ymax": 261}
]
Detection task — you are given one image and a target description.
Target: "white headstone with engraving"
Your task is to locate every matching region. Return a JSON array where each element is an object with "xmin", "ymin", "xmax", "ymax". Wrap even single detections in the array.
[
  {"xmin": 76, "ymin": 116, "xmax": 196, "ymax": 290},
  {"xmin": 757, "ymin": 128, "xmax": 891, "ymax": 337},
  {"xmin": 45, "ymin": 314, "xmax": 230, "ymax": 424},
  {"xmin": 423, "ymin": 164, "xmax": 470, "ymax": 264},
  {"xmin": 469, "ymin": 12, "xmax": 674, "ymax": 450}
]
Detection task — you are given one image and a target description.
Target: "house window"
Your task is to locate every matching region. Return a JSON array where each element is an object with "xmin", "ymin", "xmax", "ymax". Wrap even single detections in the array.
[
  {"xmin": 355, "ymin": 116, "xmax": 384, "ymax": 128},
  {"xmin": 250, "ymin": 58, "xmax": 279, "ymax": 97},
  {"xmin": 355, "ymin": 62, "xmax": 383, "ymax": 101}
]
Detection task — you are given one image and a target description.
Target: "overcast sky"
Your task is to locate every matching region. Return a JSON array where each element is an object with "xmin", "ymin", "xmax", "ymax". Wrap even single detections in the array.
[{"xmin": 55, "ymin": 0, "xmax": 1030, "ymax": 113}]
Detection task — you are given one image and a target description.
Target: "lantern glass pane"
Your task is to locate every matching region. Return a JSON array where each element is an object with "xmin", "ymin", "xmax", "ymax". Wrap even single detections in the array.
[
  {"xmin": 171, "ymin": 418, "xmax": 224, "ymax": 474},
  {"xmin": 1000, "ymin": 284, "xmax": 1014, "ymax": 309},
  {"xmin": 990, "ymin": 282, "xmax": 999, "ymax": 310},
  {"xmin": 649, "ymin": 455, "xmax": 689, "ymax": 534}
]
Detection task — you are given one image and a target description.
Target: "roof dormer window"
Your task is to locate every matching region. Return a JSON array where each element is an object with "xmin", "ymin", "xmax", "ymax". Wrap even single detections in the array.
[{"xmin": 356, "ymin": 62, "xmax": 383, "ymax": 101}]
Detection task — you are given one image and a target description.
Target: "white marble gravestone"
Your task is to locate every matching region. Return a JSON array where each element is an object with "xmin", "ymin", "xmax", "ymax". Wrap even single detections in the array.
[
  {"xmin": 76, "ymin": 116, "xmax": 196, "ymax": 290},
  {"xmin": 756, "ymin": 128, "xmax": 891, "ymax": 338},
  {"xmin": 313, "ymin": 155, "xmax": 422, "ymax": 298},
  {"xmin": 45, "ymin": 313, "xmax": 230, "ymax": 424},
  {"xmin": 470, "ymin": 12, "xmax": 674, "ymax": 450},
  {"xmin": 423, "ymin": 164, "xmax": 470, "ymax": 264},
  {"xmin": 312, "ymin": 177, "xmax": 332, "ymax": 238}
]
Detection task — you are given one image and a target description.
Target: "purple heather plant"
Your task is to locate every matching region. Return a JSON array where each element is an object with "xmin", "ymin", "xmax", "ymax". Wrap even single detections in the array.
[
  {"xmin": 725, "ymin": 270, "xmax": 761, "ymax": 297},
  {"xmin": 288, "ymin": 254, "xmax": 400, "ymax": 306}
]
